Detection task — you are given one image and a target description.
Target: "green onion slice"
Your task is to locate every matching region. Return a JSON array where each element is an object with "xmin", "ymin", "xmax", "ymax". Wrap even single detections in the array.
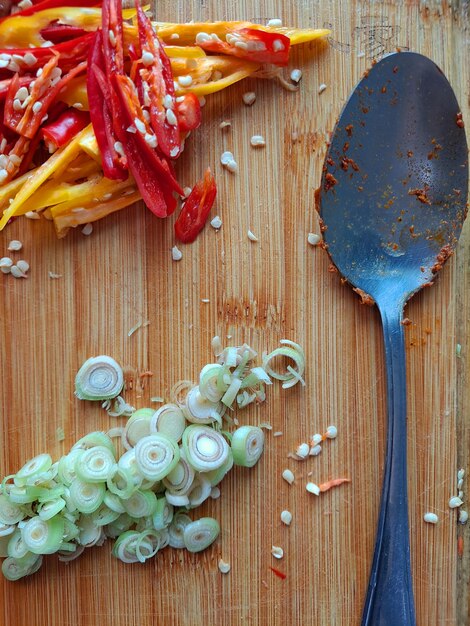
[
  {"xmin": 112, "ymin": 530, "xmax": 141, "ymax": 563},
  {"xmin": 182, "ymin": 425, "xmax": 229, "ymax": 473},
  {"xmin": 7, "ymin": 530, "xmax": 30, "ymax": 559},
  {"xmin": 183, "ymin": 517, "xmax": 220, "ymax": 553},
  {"xmin": 187, "ymin": 474, "xmax": 212, "ymax": 508},
  {"xmin": 231, "ymin": 426, "xmax": 265, "ymax": 468}
]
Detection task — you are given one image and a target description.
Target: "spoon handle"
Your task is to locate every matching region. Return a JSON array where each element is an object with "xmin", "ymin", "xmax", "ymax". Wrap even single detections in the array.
[{"xmin": 361, "ymin": 302, "xmax": 416, "ymax": 626}]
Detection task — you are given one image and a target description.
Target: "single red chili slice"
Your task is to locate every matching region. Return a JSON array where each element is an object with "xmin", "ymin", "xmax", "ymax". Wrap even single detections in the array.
[
  {"xmin": 269, "ymin": 566, "xmax": 287, "ymax": 580},
  {"xmin": 1, "ymin": 0, "xmax": 99, "ymax": 21},
  {"xmin": 87, "ymin": 31, "xmax": 127, "ymax": 180},
  {"xmin": 101, "ymin": 0, "xmax": 124, "ymax": 75},
  {"xmin": 40, "ymin": 22, "xmax": 87, "ymax": 44},
  {"xmin": 175, "ymin": 93, "xmax": 201, "ymax": 132},
  {"xmin": 40, "ymin": 108, "xmax": 90, "ymax": 150},
  {"xmin": 134, "ymin": 0, "xmax": 180, "ymax": 159},
  {"xmin": 0, "ymin": 33, "xmax": 95, "ymax": 71},
  {"xmin": 3, "ymin": 73, "xmax": 22, "ymax": 130},
  {"xmin": 198, "ymin": 28, "xmax": 291, "ymax": 66},
  {"xmin": 174, "ymin": 168, "xmax": 217, "ymax": 243},
  {"xmin": 0, "ymin": 76, "xmax": 34, "ymax": 103}
]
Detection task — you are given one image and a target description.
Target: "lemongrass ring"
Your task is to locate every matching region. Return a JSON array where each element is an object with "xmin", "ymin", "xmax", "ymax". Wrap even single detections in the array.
[
  {"xmin": 0, "ymin": 495, "xmax": 25, "ymax": 525},
  {"xmin": 106, "ymin": 466, "xmax": 136, "ymax": 499},
  {"xmin": 74, "ymin": 355, "xmax": 124, "ymax": 401},
  {"xmin": 134, "ymin": 434, "xmax": 180, "ymax": 481},
  {"xmin": 162, "ymin": 449, "xmax": 195, "ymax": 496},
  {"xmin": 165, "ymin": 492, "xmax": 190, "ymax": 507},
  {"xmin": 168, "ymin": 512, "xmax": 192, "ymax": 549},
  {"xmin": 69, "ymin": 479, "xmax": 105, "ymax": 514},
  {"xmin": 21, "ymin": 516, "xmax": 64, "ymax": 554},
  {"xmin": 117, "ymin": 449, "xmax": 144, "ymax": 487},
  {"xmin": 187, "ymin": 474, "xmax": 212, "ymax": 508},
  {"xmin": 170, "ymin": 379, "xmax": 194, "ymax": 406},
  {"xmin": 231, "ymin": 426, "xmax": 265, "ymax": 467},
  {"xmin": 262, "ymin": 343, "xmax": 305, "ymax": 386},
  {"xmin": 71, "ymin": 431, "xmax": 116, "ymax": 455},
  {"xmin": 77, "ymin": 515, "xmax": 103, "ymax": 547},
  {"xmin": 14, "ymin": 454, "xmax": 52, "ymax": 487},
  {"xmin": 199, "ymin": 364, "xmax": 225, "ymax": 402},
  {"xmin": 150, "ymin": 404, "xmax": 187, "ymax": 442},
  {"xmin": 122, "ymin": 490, "xmax": 158, "ymax": 518},
  {"xmin": 123, "ymin": 408, "xmax": 154, "ymax": 448},
  {"xmin": 75, "ymin": 446, "xmax": 117, "ymax": 483},
  {"xmin": 183, "ymin": 517, "xmax": 220, "ymax": 553},
  {"xmin": 182, "ymin": 425, "xmax": 230, "ymax": 472},
  {"xmin": 152, "ymin": 497, "xmax": 174, "ymax": 530},
  {"xmin": 183, "ymin": 386, "xmax": 224, "ymax": 424}
]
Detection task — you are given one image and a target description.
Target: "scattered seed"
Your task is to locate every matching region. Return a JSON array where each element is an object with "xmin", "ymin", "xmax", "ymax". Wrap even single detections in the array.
[
  {"xmin": 296, "ymin": 443, "xmax": 310, "ymax": 459},
  {"xmin": 306, "ymin": 482, "xmax": 320, "ymax": 496},
  {"xmin": 220, "ymin": 151, "xmax": 238, "ymax": 173},
  {"xmin": 271, "ymin": 546, "xmax": 284, "ymax": 559},
  {"xmin": 10, "ymin": 265, "xmax": 27, "ymax": 278},
  {"xmin": 113, "ymin": 141, "xmax": 125, "ymax": 158},
  {"xmin": 247, "ymin": 230, "xmax": 258, "ymax": 242},
  {"xmin": 309, "ymin": 445, "xmax": 322, "ymax": 456},
  {"xmin": 280, "ymin": 510, "xmax": 292, "ymax": 526},
  {"xmin": 178, "ymin": 75, "xmax": 193, "ymax": 87},
  {"xmin": 282, "ymin": 469, "xmax": 295, "ymax": 485},
  {"xmin": 266, "ymin": 18, "xmax": 282, "ymax": 27},
  {"xmin": 250, "ymin": 135, "xmax": 266, "ymax": 147},
  {"xmin": 325, "ymin": 425, "xmax": 338, "ymax": 439},
  {"xmin": 141, "ymin": 50, "xmax": 155, "ymax": 66},
  {"xmin": 318, "ymin": 83, "xmax": 327, "ymax": 94},
  {"xmin": 0, "ymin": 257, "xmax": 13, "ymax": 273},
  {"xmin": 273, "ymin": 431, "xmax": 283, "ymax": 437},
  {"xmin": 210, "ymin": 486, "xmax": 221, "ymax": 499},
  {"xmin": 449, "ymin": 496, "xmax": 464, "ymax": 509},
  {"xmin": 357, "ymin": 51, "xmax": 366, "ymax": 58},
  {"xmin": 218, "ymin": 559, "xmax": 231, "ymax": 574},
  {"xmin": 171, "ymin": 246, "xmax": 183, "ymax": 261},
  {"xmin": 201, "ymin": 298, "xmax": 210, "ymax": 303},
  {"xmin": 290, "ymin": 69, "xmax": 302, "ymax": 83},
  {"xmin": 459, "ymin": 510, "xmax": 469, "ymax": 524},
  {"xmin": 311, "ymin": 433, "xmax": 322, "ymax": 446},
  {"xmin": 423, "ymin": 512, "xmax": 439, "ymax": 524},
  {"xmin": 81, "ymin": 223, "xmax": 93, "ymax": 236},
  {"xmin": 48, "ymin": 272, "xmax": 62, "ymax": 279},
  {"xmin": 242, "ymin": 91, "xmax": 256, "ymax": 106},
  {"xmin": 458, "ymin": 469, "xmax": 465, "ymax": 481},
  {"xmin": 32, "ymin": 101, "xmax": 43, "ymax": 114},
  {"xmin": 16, "ymin": 259, "xmax": 29, "ymax": 273},
  {"xmin": 308, "ymin": 233, "xmax": 321, "ymax": 246},
  {"xmin": 24, "ymin": 211, "xmax": 40, "ymax": 220},
  {"xmin": 166, "ymin": 109, "xmax": 178, "ymax": 126},
  {"xmin": 210, "ymin": 215, "xmax": 222, "ymax": 229},
  {"xmin": 219, "ymin": 121, "xmax": 231, "ymax": 130}
]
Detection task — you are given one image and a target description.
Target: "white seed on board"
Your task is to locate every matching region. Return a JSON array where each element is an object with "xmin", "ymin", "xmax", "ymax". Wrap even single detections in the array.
[
  {"xmin": 457, "ymin": 469, "xmax": 465, "ymax": 481},
  {"xmin": 311, "ymin": 433, "xmax": 322, "ymax": 446},
  {"xmin": 318, "ymin": 83, "xmax": 327, "ymax": 94},
  {"xmin": 325, "ymin": 425, "xmax": 338, "ymax": 439},
  {"xmin": 171, "ymin": 246, "xmax": 183, "ymax": 261},
  {"xmin": 0, "ymin": 257, "xmax": 13, "ymax": 273},
  {"xmin": 16, "ymin": 260, "xmax": 29, "ymax": 273},
  {"xmin": 271, "ymin": 546, "xmax": 284, "ymax": 559},
  {"xmin": 247, "ymin": 230, "xmax": 258, "ymax": 242},
  {"xmin": 218, "ymin": 559, "xmax": 231, "ymax": 574},
  {"xmin": 267, "ymin": 18, "xmax": 282, "ymax": 27},
  {"xmin": 81, "ymin": 223, "xmax": 93, "ymax": 236},
  {"xmin": 210, "ymin": 216, "xmax": 222, "ymax": 229},
  {"xmin": 280, "ymin": 510, "xmax": 292, "ymax": 526},
  {"xmin": 306, "ymin": 482, "xmax": 320, "ymax": 496},
  {"xmin": 24, "ymin": 211, "xmax": 40, "ymax": 220},
  {"xmin": 220, "ymin": 151, "xmax": 238, "ymax": 173},
  {"xmin": 308, "ymin": 233, "xmax": 321, "ymax": 246},
  {"xmin": 10, "ymin": 265, "xmax": 27, "ymax": 278},
  {"xmin": 250, "ymin": 135, "xmax": 265, "ymax": 147},
  {"xmin": 219, "ymin": 121, "xmax": 231, "ymax": 130},
  {"xmin": 449, "ymin": 496, "xmax": 464, "ymax": 509},
  {"xmin": 296, "ymin": 443, "xmax": 310, "ymax": 459},
  {"xmin": 458, "ymin": 510, "xmax": 469, "ymax": 524},
  {"xmin": 423, "ymin": 512, "xmax": 439, "ymax": 524},
  {"xmin": 309, "ymin": 445, "xmax": 322, "ymax": 456},
  {"xmin": 290, "ymin": 68, "xmax": 302, "ymax": 83},
  {"xmin": 282, "ymin": 469, "xmax": 294, "ymax": 485},
  {"xmin": 7, "ymin": 240, "xmax": 22, "ymax": 252},
  {"xmin": 242, "ymin": 91, "xmax": 256, "ymax": 106}
]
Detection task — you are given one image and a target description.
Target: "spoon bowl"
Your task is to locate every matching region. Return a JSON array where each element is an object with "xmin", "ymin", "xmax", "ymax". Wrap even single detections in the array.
[{"xmin": 319, "ymin": 52, "xmax": 468, "ymax": 626}]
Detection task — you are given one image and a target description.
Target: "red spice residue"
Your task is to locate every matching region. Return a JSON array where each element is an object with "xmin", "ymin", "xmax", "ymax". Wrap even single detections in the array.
[
  {"xmin": 340, "ymin": 156, "xmax": 360, "ymax": 172},
  {"xmin": 408, "ymin": 186, "xmax": 431, "ymax": 205},
  {"xmin": 353, "ymin": 287, "xmax": 375, "ymax": 306},
  {"xmin": 431, "ymin": 243, "xmax": 454, "ymax": 274},
  {"xmin": 269, "ymin": 566, "xmax": 287, "ymax": 580},
  {"xmin": 401, "ymin": 318, "xmax": 412, "ymax": 326},
  {"xmin": 456, "ymin": 112, "xmax": 465, "ymax": 128},
  {"xmin": 319, "ymin": 478, "xmax": 351, "ymax": 492},
  {"xmin": 324, "ymin": 172, "xmax": 338, "ymax": 191},
  {"xmin": 458, "ymin": 536, "xmax": 464, "ymax": 558},
  {"xmin": 345, "ymin": 124, "xmax": 353, "ymax": 137}
]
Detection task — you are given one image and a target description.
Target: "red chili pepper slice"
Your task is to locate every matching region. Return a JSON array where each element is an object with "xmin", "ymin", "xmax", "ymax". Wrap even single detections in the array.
[
  {"xmin": 0, "ymin": 33, "xmax": 95, "ymax": 71},
  {"xmin": 87, "ymin": 30, "xmax": 127, "ymax": 180},
  {"xmin": 175, "ymin": 93, "xmax": 201, "ymax": 133},
  {"xmin": 0, "ymin": 77, "xmax": 34, "ymax": 103},
  {"xmin": 40, "ymin": 23, "xmax": 87, "ymax": 44},
  {"xmin": 1, "ymin": 0, "xmax": 100, "ymax": 21},
  {"xmin": 134, "ymin": 0, "xmax": 181, "ymax": 159},
  {"xmin": 198, "ymin": 28, "xmax": 291, "ymax": 66},
  {"xmin": 101, "ymin": 0, "xmax": 124, "ymax": 75},
  {"xmin": 40, "ymin": 108, "xmax": 90, "ymax": 150},
  {"xmin": 174, "ymin": 168, "xmax": 217, "ymax": 243}
]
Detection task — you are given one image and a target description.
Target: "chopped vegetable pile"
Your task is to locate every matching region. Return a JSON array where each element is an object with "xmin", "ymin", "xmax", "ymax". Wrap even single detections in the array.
[
  {"xmin": 0, "ymin": 0, "xmax": 329, "ymax": 237},
  {"xmin": 0, "ymin": 339, "xmax": 305, "ymax": 580}
]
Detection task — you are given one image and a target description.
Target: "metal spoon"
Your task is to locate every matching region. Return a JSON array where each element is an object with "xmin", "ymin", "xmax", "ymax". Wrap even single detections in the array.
[{"xmin": 318, "ymin": 52, "xmax": 468, "ymax": 626}]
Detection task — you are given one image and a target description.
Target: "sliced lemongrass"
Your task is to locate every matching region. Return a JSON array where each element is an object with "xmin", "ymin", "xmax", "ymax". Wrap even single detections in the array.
[
  {"xmin": 150, "ymin": 404, "xmax": 187, "ymax": 442},
  {"xmin": 57, "ymin": 449, "xmax": 83, "ymax": 486},
  {"xmin": 123, "ymin": 408, "xmax": 154, "ymax": 449},
  {"xmin": 168, "ymin": 512, "xmax": 192, "ymax": 548},
  {"xmin": 187, "ymin": 474, "xmax": 212, "ymax": 508},
  {"xmin": 135, "ymin": 530, "xmax": 160, "ymax": 562},
  {"xmin": 75, "ymin": 446, "xmax": 117, "ymax": 483},
  {"xmin": 117, "ymin": 449, "xmax": 144, "ymax": 487},
  {"xmin": 37, "ymin": 497, "xmax": 66, "ymax": 520},
  {"xmin": 0, "ymin": 524, "xmax": 15, "ymax": 539},
  {"xmin": 169, "ymin": 379, "xmax": 194, "ymax": 406},
  {"xmin": 165, "ymin": 492, "xmax": 190, "ymax": 507},
  {"xmin": 71, "ymin": 431, "xmax": 116, "ymax": 455},
  {"xmin": 184, "ymin": 517, "xmax": 220, "ymax": 553},
  {"xmin": 199, "ymin": 364, "xmax": 226, "ymax": 402},
  {"xmin": 104, "ymin": 513, "xmax": 134, "ymax": 538},
  {"xmin": 241, "ymin": 366, "xmax": 272, "ymax": 387},
  {"xmin": 91, "ymin": 503, "xmax": 121, "ymax": 526},
  {"xmin": 112, "ymin": 530, "xmax": 140, "ymax": 563},
  {"xmin": 103, "ymin": 491, "xmax": 126, "ymax": 514},
  {"xmin": 122, "ymin": 489, "xmax": 158, "ymax": 518},
  {"xmin": 77, "ymin": 515, "xmax": 103, "ymax": 547},
  {"xmin": 69, "ymin": 479, "xmax": 105, "ymax": 514},
  {"xmin": 0, "ymin": 494, "xmax": 25, "ymax": 525},
  {"xmin": 74, "ymin": 355, "xmax": 124, "ymax": 401},
  {"xmin": 7, "ymin": 530, "xmax": 30, "ymax": 559},
  {"xmin": 162, "ymin": 449, "xmax": 195, "ymax": 496},
  {"xmin": 152, "ymin": 497, "xmax": 174, "ymax": 530},
  {"xmin": 2, "ymin": 553, "xmax": 42, "ymax": 581},
  {"xmin": 58, "ymin": 544, "xmax": 85, "ymax": 562},
  {"xmin": 221, "ymin": 377, "xmax": 243, "ymax": 408},
  {"xmin": 183, "ymin": 386, "xmax": 224, "ymax": 424},
  {"xmin": 14, "ymin": 454, "xmax": 52, "ymax": 487},
  {"xmin": 21, "ymin": 515, "xmax": 64, "ymax": 554},
  {"xmin": 204, "ymin": 450, "xmax": 234, "ymax": 486},
  {"xmin": 237, "ymin": 390, "xmax": 258, "ymax": 408},
  {"xmin": 262, "ymin": 341, "xmax": 305, "ymax": 387},
  {"xmin": 7, "ymin": 486, "xmax": 45, "ymax": 504},
  {"xmin": 134, "ymin": 434, "xmax": 180, "ymax": 481},
  {"xmin": 107, "ymin": 465, "xmax": 137, "ymax": 499},
  {"xmin": 182, "ymin": 425, "xmax": 230, "ymax": 472},
  {"xmin": 231, "ymin": 426, "xmax": 264, "ymax": 468}
]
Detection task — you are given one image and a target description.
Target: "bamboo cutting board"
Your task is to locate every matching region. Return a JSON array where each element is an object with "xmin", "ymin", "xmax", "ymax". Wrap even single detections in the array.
[{"xmin": 1, "ymin": 0, "xmax": 469, "ymax": 624}]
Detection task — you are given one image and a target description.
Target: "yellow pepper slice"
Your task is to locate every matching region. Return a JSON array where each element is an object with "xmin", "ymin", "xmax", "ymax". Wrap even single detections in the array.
[{"xmin": 58, "ymin": 77, "xmax": 89, "ymax": 111}]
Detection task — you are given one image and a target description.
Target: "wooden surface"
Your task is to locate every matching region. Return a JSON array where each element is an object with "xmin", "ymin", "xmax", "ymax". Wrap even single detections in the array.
[{"xmin": 1, "ymin": 0, "xmax": 469, "ymax": 624}]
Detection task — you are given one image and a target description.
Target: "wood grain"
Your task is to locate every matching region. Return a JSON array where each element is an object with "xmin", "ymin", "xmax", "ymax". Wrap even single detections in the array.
[{"xmin": 1, "ymin": 1, "xmax": 469, "ymax": 625}]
